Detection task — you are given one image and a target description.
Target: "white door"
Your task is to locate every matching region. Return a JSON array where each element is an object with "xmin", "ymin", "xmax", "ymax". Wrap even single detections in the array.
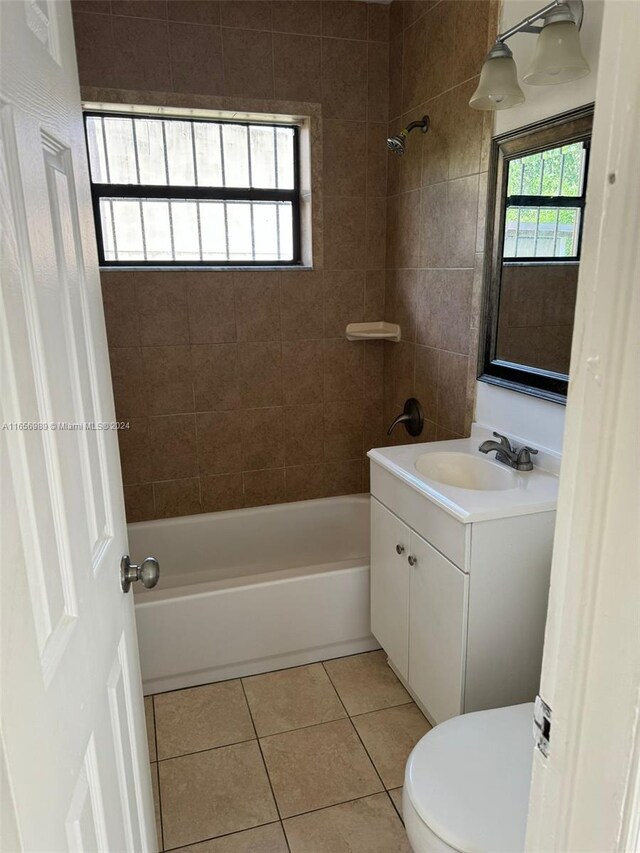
[
  {"xmin": 525, "ymin": 2, "xmax": 640, "ymax": 849},
  {"xmin": 370, "ymin": 497, "xmax": 411, "ymax": 679},
  {"xmin": 408, "ymin": 531, "xmax": 467, "ymax": 725},
  {"xmin": 0, "ymin": 2, "xmax": 156, "ymax": 851}
]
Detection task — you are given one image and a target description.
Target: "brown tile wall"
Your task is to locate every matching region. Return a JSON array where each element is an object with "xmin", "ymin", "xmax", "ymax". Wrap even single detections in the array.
[
  {"xmin": 497, "ymin": 263, "xmax": 578, "ymax": 375},
  {"xmin": 71, "ymin": 0, "xmax": 390, "ymax": 521},
  {"xmin": 383, "ymin": 0, "xmax": 499, "ymax": 443},
  {"xmin": 72, "ymin": 0, "xmax": 503, "ymax": 520}
]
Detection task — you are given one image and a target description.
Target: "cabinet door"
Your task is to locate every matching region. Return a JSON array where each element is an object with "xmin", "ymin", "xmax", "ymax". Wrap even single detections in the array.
[
  {"xmin": 409, "ymin": 531, "xmax": 468, "ymax": 724},
  {"xmin": 370, "ymin": 498, "xmax": 411, "ymax": 680}
]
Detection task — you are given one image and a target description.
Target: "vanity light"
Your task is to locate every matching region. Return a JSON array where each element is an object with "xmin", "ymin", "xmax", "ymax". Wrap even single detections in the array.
[
  {"xmin": 469, "ymin": 42, "xmax": 524, "ymax": 110},
  {"xmin": 470, "ymin": 0, "xmax": 589, "ymax": 111},
  {"xmin": 523, "ymin": 6, "xmax": 590, "ymax": 85}
]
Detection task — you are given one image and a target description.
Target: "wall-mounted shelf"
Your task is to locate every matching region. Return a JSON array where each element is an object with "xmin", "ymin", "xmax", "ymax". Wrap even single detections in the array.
[{"xmin": 346, "ymin": 322, "xmax": 401, "ymax": 342}]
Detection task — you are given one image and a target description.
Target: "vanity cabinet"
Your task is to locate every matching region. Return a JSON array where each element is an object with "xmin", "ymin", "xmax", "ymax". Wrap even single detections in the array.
[
  {"xmin": 370, "ymin": 501, "xmax": 411, "ymax": 679},
  {"xmin": 370, "ymin": 460, "xmax": 556, "ymax": 726},
  {"xmin": 408, "ymin": 527, "xmax": 467, "ymax": 725}
]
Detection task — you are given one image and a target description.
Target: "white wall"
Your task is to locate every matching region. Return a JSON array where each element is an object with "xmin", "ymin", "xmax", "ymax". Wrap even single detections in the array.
[
  {"xmin": 495, "ymin": 0, "xmax": 604, "ymax": 136},
  {"xmin": 475, "ymin": 0, "xmax": 604, "ymax": 453}
]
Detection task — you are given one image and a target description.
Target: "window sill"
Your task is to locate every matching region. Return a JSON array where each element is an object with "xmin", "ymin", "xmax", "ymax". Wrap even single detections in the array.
[{"xmin": 99, "ymin": 265, "xmax": 315, "ymax": 273}]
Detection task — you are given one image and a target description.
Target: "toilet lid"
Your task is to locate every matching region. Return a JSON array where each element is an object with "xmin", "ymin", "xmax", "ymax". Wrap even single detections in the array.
[{"xmin": 405, "ymin": 703, "xmax": 534, "ymax": 853}]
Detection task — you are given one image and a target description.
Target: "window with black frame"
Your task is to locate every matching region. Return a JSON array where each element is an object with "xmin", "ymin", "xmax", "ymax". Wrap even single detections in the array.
[
  {"xmin": 84, "ymin": 112, "xmax": 301, "ymax": 267},
  {"xmin": 503, "ymin": 140, "xmax": 589, "ymax": 262}
]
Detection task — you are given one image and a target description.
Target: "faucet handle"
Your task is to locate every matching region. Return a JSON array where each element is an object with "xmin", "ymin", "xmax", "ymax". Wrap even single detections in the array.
[
  {"xmin": 492, "ymin": 431, "xmax": 513, "ymax": 452},
  {"xmin": 515, "ymin": 445, "xmax": 539, "ymax": 470},
  {"xmin": 387, "ymin": 398, "xmax": 424, "ymax": 437},
  {"xmin": 517, "ymin": 445, "xmax": 538, "ymax": 460}
]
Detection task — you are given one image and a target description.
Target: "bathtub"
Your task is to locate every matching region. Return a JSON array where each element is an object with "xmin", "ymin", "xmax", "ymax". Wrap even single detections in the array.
[{"xmin": 130, "ymin": 495, "xmax": 378, "ymax": 694}]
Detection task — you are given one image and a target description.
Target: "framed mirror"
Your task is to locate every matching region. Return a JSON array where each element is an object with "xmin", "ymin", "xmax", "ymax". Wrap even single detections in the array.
[{"xmin": 479, "ymin": 105, "xmax": 594, "ymax": 403}]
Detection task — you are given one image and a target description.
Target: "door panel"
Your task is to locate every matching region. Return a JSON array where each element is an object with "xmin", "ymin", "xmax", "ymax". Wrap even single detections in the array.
[
  {"xmin": 370, "ymin": 497, "xmax": 411, "ymax": 679},
  {"xmin": 409, "ymin": 530, "xmax": 468, "ymax": 724},
  {"xmin": 0, "ymin": 1, "xmax": 155, "ymax": 849}
]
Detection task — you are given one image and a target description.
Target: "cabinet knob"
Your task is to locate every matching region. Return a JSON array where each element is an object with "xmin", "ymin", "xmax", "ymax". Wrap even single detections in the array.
[
  {"xmin": 396, "ymin": 544, "xmax": 405, "ymax": 555},
  {"xmin": 408, "ymin": 555, "xmax": 417, "ymax": 566}
]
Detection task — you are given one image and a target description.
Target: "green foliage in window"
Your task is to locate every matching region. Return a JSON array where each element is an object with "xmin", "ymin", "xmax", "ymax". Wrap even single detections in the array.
[{"xmin": 507, "ymin": 141, "xmax": 584, "ymax": 198}]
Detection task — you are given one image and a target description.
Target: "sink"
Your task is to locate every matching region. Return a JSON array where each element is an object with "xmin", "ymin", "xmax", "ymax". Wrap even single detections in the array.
[
  {"xmin": 368, "ymin": 431, "xmax": 559, "ymax": 522},
  {"xmin": 415, "ymin": 452, "xmax": 518, "ymax": 491}
]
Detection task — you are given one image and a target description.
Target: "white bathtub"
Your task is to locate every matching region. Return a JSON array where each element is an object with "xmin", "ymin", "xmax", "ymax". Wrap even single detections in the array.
[{"xmin": 130, "ymin": 495, "xmax": 377, "ymax": 694}]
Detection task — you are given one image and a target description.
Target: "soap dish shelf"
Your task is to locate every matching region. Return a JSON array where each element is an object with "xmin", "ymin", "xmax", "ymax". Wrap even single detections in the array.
[{"xmin": 346, "ymin": 322, "xmax": 401, "ymax": 342}]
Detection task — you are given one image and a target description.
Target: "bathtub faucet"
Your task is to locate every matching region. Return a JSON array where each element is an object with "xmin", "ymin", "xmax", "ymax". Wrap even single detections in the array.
[{"xmin": 387, "ymin": 398, "xmax": 424, "ymax": 438}]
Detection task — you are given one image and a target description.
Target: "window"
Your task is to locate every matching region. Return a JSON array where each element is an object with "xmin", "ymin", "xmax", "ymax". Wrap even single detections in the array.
[
  {"xmin": 503, "ymin": 140, "xmax": 589, "ymax": 261},
  {"xmin": 84, "ymin": 112, "xmax": 301, "ymax": 267}
]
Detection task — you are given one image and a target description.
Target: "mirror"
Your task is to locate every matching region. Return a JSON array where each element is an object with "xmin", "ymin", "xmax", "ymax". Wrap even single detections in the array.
[{"xmin": 480, "ymin": 106, "xmax": 593, "ymax": 403}]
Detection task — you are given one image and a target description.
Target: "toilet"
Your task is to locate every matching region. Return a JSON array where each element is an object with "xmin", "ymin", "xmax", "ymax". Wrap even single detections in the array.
[{"xmin": 403, "ymin": 703, "xmax": 534, "ymax": 853}]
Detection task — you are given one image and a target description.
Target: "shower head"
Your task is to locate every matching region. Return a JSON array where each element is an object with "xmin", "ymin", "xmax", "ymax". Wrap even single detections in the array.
[
  {"xmin": 386, "ymin": 115, "xmax": 430, "ymax": 155},
  {"xmin": 386, "ymin": 134, "xmax": 407, "ymax": 154}
]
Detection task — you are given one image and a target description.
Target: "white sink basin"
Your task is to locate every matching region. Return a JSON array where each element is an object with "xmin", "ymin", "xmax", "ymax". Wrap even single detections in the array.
[
  {"xmin": 368, "ymin": 430, "xmax": 560, "ymax": 522},
  {"xmin": 415, "ymin": 452, "xmax": 518, "ymax": 491}
]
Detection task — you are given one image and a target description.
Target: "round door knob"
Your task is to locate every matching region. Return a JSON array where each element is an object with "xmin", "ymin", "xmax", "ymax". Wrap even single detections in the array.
[
  {"xmin": 139, "ymin": 557, "xmax": 160, "ymax": 589},
  {"xmin": 408, "ymin": 555, "xmax": 417, "ymax": 566},
  {"xmin": 121, "ymin": 555, "xmax": 160, "ymax": 593},
  {"xmin": 396, "ymin": 544, "xmax": 405, "ymax": 555}
]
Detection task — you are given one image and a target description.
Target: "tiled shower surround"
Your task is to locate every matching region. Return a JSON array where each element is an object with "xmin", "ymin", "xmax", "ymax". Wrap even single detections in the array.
[
  {"xmin": 71, "ymin": 0, "xmax": 498, "ymax": 522},
  {"xmin": 384, "ymin": 0, "xmax": 497, "ymax": 443}
]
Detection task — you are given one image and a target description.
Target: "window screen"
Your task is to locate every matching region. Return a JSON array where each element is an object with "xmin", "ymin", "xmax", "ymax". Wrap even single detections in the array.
[
  {"xmin": 84, "ymin": 113, "xmax": 301, "ymax": 266},
  {"xmin": 503, "ymin": 140, "xmax": 589, "ymax": 261}
]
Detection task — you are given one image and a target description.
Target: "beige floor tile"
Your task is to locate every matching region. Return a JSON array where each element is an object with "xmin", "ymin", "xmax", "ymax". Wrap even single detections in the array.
[
  {"xmin": 243, "ymin": 663, "xmax": 347, "ymax": 737},
  {"xmin": 260, "ymin": 718, "xmax": 383, "ymax": 818},
  {"xmin": 159, "ymin": 741, "xmax": 278, "ymax": 849},
  {"xmin": 388, "ymin": 787, "xmax": 403, "ymax": 818},
  {"xmin": 173, "ymin": 822, "xmax": 289, "ymax": 852},
  {"xmin": 351, "ymin": 703, "xmax": 431, "ymax": 789},
  {"xmin": 323, "ymin": 651, "xmax": 411, "ymax": 715},
  {"xmin": 150, "ymin": 763, "xmax": 163, "ymax": 850},
  {"xmin": 154, "ymin": 680, "xmax": 255, "ymax": 760},
  {"xmin": 145, "ymin": 695, "xmax": 156, "ymax": 762},
  {"xmin": 283, "ymin": 792, "xmax": 412, "ymax": 853}
]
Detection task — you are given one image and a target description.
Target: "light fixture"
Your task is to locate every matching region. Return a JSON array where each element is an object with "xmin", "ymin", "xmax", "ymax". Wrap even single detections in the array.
[
  {"xmin": 469, "ymin": 42, "xmax": 524, "ymax": 111},
  {"xmin": 523, "ymin": 5, "xmax": 590, "ymax": 84},
  {"xmin": 470, "ymin": 0, "xmax": 589, "ymax": 111}
]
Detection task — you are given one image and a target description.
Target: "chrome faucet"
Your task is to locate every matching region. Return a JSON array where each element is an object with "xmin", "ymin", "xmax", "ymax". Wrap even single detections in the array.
[{"xmin": 479, "ymin": 431, "xmax": 539, "ymax": 471}]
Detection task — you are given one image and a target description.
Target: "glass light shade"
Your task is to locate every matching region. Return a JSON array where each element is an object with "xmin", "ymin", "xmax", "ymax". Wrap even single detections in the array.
[
  {"xmin": 523, "ymin": 20, "xmax": 590, "ymax": 85},
  {"xmin": 469, "ymin": 55, "xmax": 525, "ymax": 110}
]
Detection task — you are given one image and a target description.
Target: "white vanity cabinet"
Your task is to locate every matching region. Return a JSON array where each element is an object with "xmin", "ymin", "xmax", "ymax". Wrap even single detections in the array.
[
  {"xmin": 407, "ymin": 527, "xmax": 467, "ymax": 725},
  {"xmin": 370, "ymin": 459, "xmax": 556, "ymax": 726},
  {"xmin": 370, "ymin": 500, "xmax": 412, "ymax": 680}
]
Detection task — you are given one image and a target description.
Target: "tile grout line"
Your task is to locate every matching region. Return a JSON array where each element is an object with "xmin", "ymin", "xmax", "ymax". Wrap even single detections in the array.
[
  {"xmin": 321, "ymin": 655, "xmax": 425, "ymax": 805},
  {"xmin": 320, "ymin": 661, "xmax": 391, "ymax": 798},
  {"xmin": 238, "ymin": 678, "xmax": 293, "ymax": 853},
  {"xmin": 150, "ymin": 696, "xmax": 165, "ymax": 852},
  {"xmin": 160, "ymin": 790, "xmax": 403, "ymax": 853},
  {"xmin": 277, "ymin": 790, "xmax": 405, "ymax": 829},
  {"xmin": 150, "ymin": 698, "xmax": 417, "ymax": 766},
  {"xmin": 87, "ymin": 8, "xmax": 389, "ymax": 44},
  {"xmin": 387, "ymin": 786, "xmax": 404, "ymax": 825},
  {"xmin": 160, "ymin": 819, "xmax": 283, "ymax": 853}
]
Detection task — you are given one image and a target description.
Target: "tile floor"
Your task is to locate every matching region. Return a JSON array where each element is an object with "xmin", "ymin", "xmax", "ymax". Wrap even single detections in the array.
[{"xmin": 145, "ymin": 650, "xmax": 432, "ymax": 852}]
